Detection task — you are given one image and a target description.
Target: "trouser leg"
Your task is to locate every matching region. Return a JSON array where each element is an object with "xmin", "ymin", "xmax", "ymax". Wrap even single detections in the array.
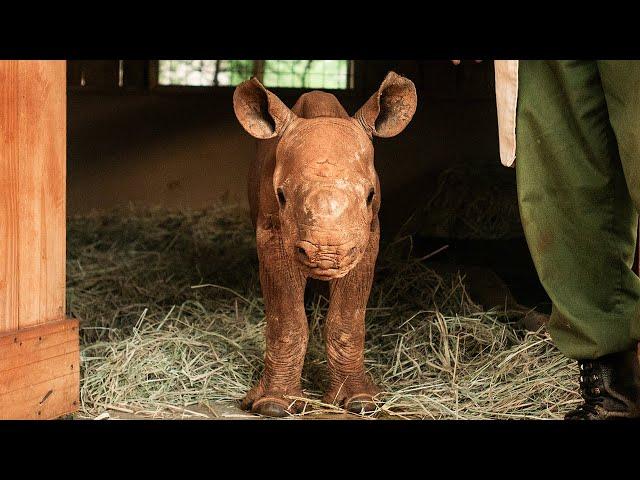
[
  {"xmin": 515, "ymin": 60, "xmax": 640, "ymax": 359},
  {"xmin": 598, "ymin": 60, "xmax": 640, "ymax": 345}
]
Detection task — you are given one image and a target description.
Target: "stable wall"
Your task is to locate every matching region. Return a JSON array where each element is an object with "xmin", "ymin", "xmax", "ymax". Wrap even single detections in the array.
[{"xmin": 67, "ymin": 60, "xmax": 507, "ymax": 235}]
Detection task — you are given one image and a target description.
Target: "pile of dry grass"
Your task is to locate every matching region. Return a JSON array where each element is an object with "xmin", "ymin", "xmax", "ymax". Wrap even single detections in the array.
[
  {"xmin": 67, "ymin": 204, "xmax": 580, "ymax": 419},
  {"xmin": 401, "ymin": 165, "xmax": 524, "ymax": 240}
]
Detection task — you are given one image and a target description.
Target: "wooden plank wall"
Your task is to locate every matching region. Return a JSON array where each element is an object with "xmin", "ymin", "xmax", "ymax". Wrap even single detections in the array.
[
  {"xmin": 0, "ymin": 318, "xmax": 79, "ymax": 419},
  {"xmin": 0, "ymin": 60, "xmax": 66, "ymax": 333}
]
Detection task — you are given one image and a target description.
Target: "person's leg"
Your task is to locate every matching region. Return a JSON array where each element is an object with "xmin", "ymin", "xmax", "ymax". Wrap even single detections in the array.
[
  {"xmin": 516, "ymin": 60, "xmax": 640, "ymax": 419},
  {"xmin": 516, "ymin": 60, "xmax": 640, "ymax": 360},
  {"xmin": 598, "ymin": 61, "xmax": 640, "ymax": 317}
]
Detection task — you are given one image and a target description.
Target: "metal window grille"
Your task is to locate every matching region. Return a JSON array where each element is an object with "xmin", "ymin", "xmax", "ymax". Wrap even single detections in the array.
[{"xmin": 158, "ymin": 60, "xmax": 353, "ymax": 89}]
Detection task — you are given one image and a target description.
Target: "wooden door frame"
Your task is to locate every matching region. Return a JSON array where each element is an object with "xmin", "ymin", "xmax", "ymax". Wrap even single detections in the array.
[{"xmin": 0, "ymin": 60, "xmax": 79, "ymax": 419}]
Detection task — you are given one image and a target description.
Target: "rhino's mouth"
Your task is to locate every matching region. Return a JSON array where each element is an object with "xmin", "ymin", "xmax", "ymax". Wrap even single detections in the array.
[
  {"xmin": 297, "ymin": 250, "xmax": 361, "ymax": 280},
  {"xmin": 305, "ymin": 265, "xmax": 353, "ymax": 281}
]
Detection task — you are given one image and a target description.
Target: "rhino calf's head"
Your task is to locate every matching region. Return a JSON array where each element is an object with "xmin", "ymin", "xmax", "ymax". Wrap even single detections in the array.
[{"xmin": 234, "ymin": 71, "xmax": 417, "ymax": 280}]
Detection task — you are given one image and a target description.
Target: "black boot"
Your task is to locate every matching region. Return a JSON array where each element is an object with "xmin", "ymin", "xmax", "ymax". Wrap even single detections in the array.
[{"xmin": 565, "ymin": 345, "xmax": 640, "ymax": 420}]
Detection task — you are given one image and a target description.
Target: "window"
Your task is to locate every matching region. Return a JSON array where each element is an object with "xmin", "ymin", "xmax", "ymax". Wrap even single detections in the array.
[{"xmin": 158, "ymin": 60, "xmax": 353, "ymax": 89}]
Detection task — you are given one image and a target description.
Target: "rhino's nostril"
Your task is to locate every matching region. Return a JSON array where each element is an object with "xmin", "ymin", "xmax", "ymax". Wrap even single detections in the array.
[
  {"xmin": 295, "ymin": 242, "xmax": 358, "ymax": 272},
  {"xmin": 297, "ymin": 246, "xmax": 310, "ymax": 260}
]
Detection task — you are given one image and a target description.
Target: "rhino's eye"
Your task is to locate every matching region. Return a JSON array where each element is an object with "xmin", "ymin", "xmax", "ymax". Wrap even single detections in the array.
[
  {"xmin": 277, "ymin": 187, "xmax": 287, "ymax": 208},
  {"xmin": 366, "ymin": 188, "xmax": 375, "ymax": 206}
]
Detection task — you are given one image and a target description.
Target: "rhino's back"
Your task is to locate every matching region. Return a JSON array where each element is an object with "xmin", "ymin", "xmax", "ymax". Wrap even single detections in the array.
[{"xmin": 291, "ymin": 91, "xmax": 350, "ymax": 119}]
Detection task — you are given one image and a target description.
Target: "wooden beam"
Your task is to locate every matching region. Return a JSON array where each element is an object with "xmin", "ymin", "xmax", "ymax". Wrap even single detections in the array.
[
  {"xmin": 0, "ymin": 61, "xmax": 20, "ymax": 333},
  {"xmin": 0, "ymin": 60, "xmax": 66, "ymax": 332},
  {"xmin": 19, "ymin": 61, "xmax": 66, "ymax": 328}
]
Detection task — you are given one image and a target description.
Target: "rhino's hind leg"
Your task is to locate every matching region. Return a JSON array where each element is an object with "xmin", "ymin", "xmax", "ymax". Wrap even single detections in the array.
[
  {"xmin": 242, "ymin": 232, "xmax": 309, "ymax": 417},
  {"xmin": 323, "ymin": 235, "xmax": 381, "ymax": 414}
]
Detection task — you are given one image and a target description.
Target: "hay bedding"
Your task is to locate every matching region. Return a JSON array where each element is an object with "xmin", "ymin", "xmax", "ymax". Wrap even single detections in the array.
[
  {"xmin": 401, "ymin": 165, "xmax": 524, "ymax": 240},
  {"xmin": 68, "ymin": 204, "xmax": 580, "ymax": 419}
]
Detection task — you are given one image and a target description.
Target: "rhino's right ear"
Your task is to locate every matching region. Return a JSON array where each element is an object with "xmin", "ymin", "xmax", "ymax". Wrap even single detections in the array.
[{"xmin": 233, "ymin": 77, "xmax": 296, "ymax": 139}]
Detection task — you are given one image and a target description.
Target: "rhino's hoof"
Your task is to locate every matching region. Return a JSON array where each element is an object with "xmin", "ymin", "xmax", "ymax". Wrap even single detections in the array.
[
  {"xmin": 251, "ymin": 398, "xmax": 290, "ymax": 418},
  {"xmin": 345, "ymin": 395, "xmax": 377, "ymax": 415}
]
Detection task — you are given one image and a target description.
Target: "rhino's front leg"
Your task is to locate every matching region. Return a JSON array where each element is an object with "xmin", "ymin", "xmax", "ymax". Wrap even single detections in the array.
[
  {"xmin": 241, "ymin": 228, "xmax": 309, "ymax": 417},
  {"xmin": 323, "ymin": 233, "xmax": 381, "ymax": 414}
]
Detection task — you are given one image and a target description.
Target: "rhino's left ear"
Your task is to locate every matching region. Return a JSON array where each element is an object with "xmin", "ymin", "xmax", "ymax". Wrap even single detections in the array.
[{"xmin": 354, "ymin": 71, "xmax": 417, "ymax": 138}]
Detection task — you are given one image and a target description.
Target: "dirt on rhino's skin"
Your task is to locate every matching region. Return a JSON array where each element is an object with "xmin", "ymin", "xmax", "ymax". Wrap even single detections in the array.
[{"xmin": 233, "ymin": 71, "xmax": 417, "ymax": 417}]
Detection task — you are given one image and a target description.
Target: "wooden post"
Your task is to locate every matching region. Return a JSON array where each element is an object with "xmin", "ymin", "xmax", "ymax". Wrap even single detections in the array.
[{"xmin": 0, "ymin": 60, "xmax": 79, "ymax": 419}]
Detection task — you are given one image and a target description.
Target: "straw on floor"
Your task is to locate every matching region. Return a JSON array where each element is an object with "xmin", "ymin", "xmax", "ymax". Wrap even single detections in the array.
[
  {"xmin": 67, "ymin": 204, "xmax": 580, "ymax": 419},
  {"xmin": 401, "ymin": 165, "xmax": 524, "ymax": 240}
]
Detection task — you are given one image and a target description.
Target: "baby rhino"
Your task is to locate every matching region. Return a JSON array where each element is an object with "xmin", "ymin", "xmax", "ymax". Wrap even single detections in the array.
[{"xmin": 233, "ymin": 71, "xmax": 417, "ymax": 416}]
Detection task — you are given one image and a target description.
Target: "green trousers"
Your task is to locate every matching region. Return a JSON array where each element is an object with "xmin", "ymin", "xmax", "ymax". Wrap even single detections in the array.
[{"xmin": 516, "ymin": 60, "xmax": 640, "ymax": 360}]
